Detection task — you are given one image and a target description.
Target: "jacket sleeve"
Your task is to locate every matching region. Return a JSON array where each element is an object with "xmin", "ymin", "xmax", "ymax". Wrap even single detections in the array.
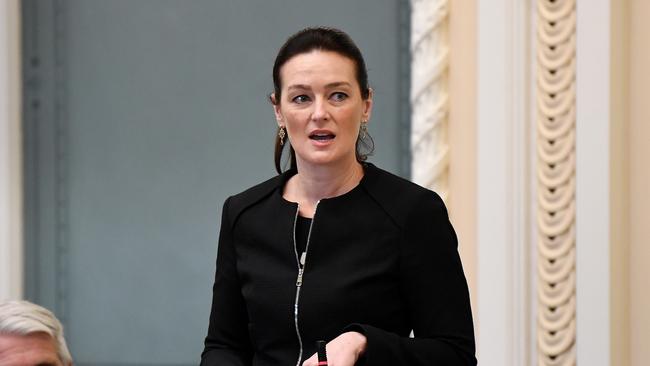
[
  {"xmin": 346, "ymin": 190, "xmax": 476, "ymax": 365},
  {"xmin": 201, "ymin": 197, "xmax": 253, "ymax": 366}
]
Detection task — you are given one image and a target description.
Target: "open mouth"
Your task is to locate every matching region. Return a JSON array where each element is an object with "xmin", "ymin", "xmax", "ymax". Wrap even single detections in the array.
[{"xmin": 309, "ymin": 133, "xmax": 336, "ymax": 141}]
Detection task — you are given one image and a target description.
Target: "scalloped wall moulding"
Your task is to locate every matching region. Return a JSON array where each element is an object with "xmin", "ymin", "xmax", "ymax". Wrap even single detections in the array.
[
  {"xmin": 536, "ymin": 0, "xmax": 577, "ymax": 365},
  {"xmin": 410, "ymin": 0, "xmax": 450, "ymax": 201}
]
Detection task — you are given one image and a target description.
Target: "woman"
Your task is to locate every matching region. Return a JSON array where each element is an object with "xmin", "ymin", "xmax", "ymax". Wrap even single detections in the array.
[{"xmin": 201, "ymin": 27, "xmax": 476, "ymax": 366}]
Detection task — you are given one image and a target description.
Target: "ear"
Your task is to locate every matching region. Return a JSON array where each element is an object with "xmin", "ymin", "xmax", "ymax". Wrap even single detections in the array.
[
  {"xmin": 270, "ymin": 93, "xmax": 284, "ymax": 127},
  {"xmin": 362, "ymin": 88, "xmax": 374, "ymax": 123}
]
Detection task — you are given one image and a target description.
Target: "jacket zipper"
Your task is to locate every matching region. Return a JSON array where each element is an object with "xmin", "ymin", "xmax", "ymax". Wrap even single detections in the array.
[{"xmin": 293, "ymin": 201, "xmax": 319, "ymax": 366}]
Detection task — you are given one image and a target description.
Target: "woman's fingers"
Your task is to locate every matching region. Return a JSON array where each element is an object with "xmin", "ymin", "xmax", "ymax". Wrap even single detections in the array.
[
  {"xmin": 301, "ymin": 331, "xmax": 367, "ymax": 366},
  {"xmin": 302, "ymin": 353, "xmax": 318, "ymax": 366}
]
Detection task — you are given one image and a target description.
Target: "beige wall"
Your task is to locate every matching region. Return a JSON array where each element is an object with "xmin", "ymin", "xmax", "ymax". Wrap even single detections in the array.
[
  {"xmin": 610, "ymin": 0, "xmax": 630, "ymax": 364},
  {"xmin": 448, "ymin": 0, "xmax": 477, "ymax": 328},
  {"xmin": 611, "ymin": 0, "xmax": 650, "ymax": 364},
  {"xmin": 629, "ymin": 0, "xmax": 650, "ymax": 364}
]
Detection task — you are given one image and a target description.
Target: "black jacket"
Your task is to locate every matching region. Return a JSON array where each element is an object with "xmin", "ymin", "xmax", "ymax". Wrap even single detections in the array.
[{"xmin": 201, "ymin": 163, "xmax": 476, "ymax": 365}]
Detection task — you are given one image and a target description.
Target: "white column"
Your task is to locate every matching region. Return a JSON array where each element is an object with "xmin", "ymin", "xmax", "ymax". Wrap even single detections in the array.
[
  {"xmin": 476, "ymin": 0, "xmax": 532, "ymax": 364},
  {"xmin": 0, "ymin": 0, "xmax": 23, "ymax": 300},
  {"xmin": 575, "ymin": 0, "xmax": 611, "ymax": 364}
]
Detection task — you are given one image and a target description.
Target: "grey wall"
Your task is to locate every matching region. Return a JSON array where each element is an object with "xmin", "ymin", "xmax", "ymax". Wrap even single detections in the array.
[{"xmin": 22, "ymin": 1, "xmax": 410, "ymax": 365}]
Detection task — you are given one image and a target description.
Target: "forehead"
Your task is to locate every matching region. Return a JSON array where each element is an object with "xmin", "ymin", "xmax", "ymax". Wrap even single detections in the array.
[
  {"xmin": 280, "ymin": 50, "xmax": 357, "ymax": 87},
  {"xmin": 0, "ymin": 333, "xmax": 61, "ymax": 366}
]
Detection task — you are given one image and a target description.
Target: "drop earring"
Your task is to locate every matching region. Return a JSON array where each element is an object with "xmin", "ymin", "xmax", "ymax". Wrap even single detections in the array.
[
  {"xmin": 278, "ymin": 126, "xmax": 286, "ymax": 145},
  {"xmin": 360, "ymin": 121, "xmax": 368, "ymax": 139}
]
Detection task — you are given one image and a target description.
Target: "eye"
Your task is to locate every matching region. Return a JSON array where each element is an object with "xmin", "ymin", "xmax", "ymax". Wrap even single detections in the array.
[
  {"xmin": 330, "ymin": 92, "xmax": 348, "ymax": 102},
  {"xmin": 292, "ymin": 95, "xmax": 311, "ymax": 104}
]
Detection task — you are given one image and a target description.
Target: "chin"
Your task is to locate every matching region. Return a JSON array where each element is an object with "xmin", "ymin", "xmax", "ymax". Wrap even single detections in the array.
[
  {"xmin": 303, "ymin": 156, "xmax": 338, "ymax": 166},
  {"xmin": 294, "ymin": 144, "xmax": 357, "ymax": 167},
  {"xmin": 301, "ymin": 153, "xmax": 355, "ymax": 167}
]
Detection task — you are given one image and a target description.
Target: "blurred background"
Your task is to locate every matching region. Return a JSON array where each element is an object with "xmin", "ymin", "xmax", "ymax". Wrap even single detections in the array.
[{"xmin": 0, "ymin": 0, "xmax": 648, "ymax": 365}]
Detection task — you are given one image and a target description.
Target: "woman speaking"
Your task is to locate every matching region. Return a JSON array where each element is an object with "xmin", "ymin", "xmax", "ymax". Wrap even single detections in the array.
[{"xmin": 201, "ymin": 27, "xmax": 476, "ymax": 366}]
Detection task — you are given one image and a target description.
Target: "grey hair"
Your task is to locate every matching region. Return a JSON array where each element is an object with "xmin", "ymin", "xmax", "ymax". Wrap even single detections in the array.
[{"xmin": 0, "ymin": 300, "xmax": 73, "ymax": 365}]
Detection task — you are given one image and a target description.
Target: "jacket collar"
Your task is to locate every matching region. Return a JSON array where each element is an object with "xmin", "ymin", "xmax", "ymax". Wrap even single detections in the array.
[{"xmin": 273, "ymin": 162, "xmax": 381, "ymax": 197}]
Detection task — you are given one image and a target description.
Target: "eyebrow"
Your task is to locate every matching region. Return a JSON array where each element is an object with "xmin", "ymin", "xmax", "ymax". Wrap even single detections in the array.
[{"xmin": 287, "ymin": 82, "xmax": 353, "ymax": 91}]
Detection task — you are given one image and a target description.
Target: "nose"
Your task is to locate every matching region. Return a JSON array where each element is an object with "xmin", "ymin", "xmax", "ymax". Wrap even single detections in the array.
[{"xmin": 310, "ymin": 97, "xmax": 330, "ymax": 122}]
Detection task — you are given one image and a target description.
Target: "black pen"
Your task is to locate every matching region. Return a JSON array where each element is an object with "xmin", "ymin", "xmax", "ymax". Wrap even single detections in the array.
[{"xmin": 317, "ymin": 340, "xmax": 328, "ymax": 366}]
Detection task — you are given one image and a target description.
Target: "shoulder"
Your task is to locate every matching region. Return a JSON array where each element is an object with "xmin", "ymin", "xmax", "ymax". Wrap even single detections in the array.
[
  {"xmin": 222, "ymin": 172, "xmax": 288, "ymax": 224},
  {"xmin": 361, "ymin": 163, "xmax": 447, "ymax": 229}
]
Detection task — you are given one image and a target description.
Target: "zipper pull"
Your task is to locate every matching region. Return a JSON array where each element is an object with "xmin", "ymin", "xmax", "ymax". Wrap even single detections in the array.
[
  {"xmin": 296, "ymin": 267, "xmax": 304, "ymax": 287},
  {"xmin": 300, "ymin": 252, "xmax": 306, "ymax": 266}
]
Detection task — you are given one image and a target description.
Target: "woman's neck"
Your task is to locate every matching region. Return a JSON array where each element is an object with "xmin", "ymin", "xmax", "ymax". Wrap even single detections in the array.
[{"xmin": 286, "ymin": 157, "xmax": 364, "ymax": 217}]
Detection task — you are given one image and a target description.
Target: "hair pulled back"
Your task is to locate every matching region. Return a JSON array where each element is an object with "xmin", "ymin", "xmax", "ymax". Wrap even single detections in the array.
[{"xmin": 271, "ymin": 27, "xmax": 374, "ymax": 174}]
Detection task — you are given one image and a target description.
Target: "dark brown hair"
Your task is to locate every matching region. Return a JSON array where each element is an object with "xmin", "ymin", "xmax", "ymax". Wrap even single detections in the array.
[{"xmin": 270, "ymin": 27, "xmax": 374, "ymax": 174}]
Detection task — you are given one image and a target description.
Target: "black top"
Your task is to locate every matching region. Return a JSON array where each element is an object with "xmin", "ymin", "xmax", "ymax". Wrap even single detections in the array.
[
  {"xmin": 201, "ymin": 163, "xmax": 476, "ymax": 366},
  {"xmin": 295, "ymin": 216, "xmax": 312, "ymax": 257}
]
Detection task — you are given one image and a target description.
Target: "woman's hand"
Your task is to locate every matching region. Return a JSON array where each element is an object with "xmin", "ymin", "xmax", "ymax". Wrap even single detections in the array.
[{"xmin": 302, "ymin": 331, "xmax": 367, "ymax": 366}]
